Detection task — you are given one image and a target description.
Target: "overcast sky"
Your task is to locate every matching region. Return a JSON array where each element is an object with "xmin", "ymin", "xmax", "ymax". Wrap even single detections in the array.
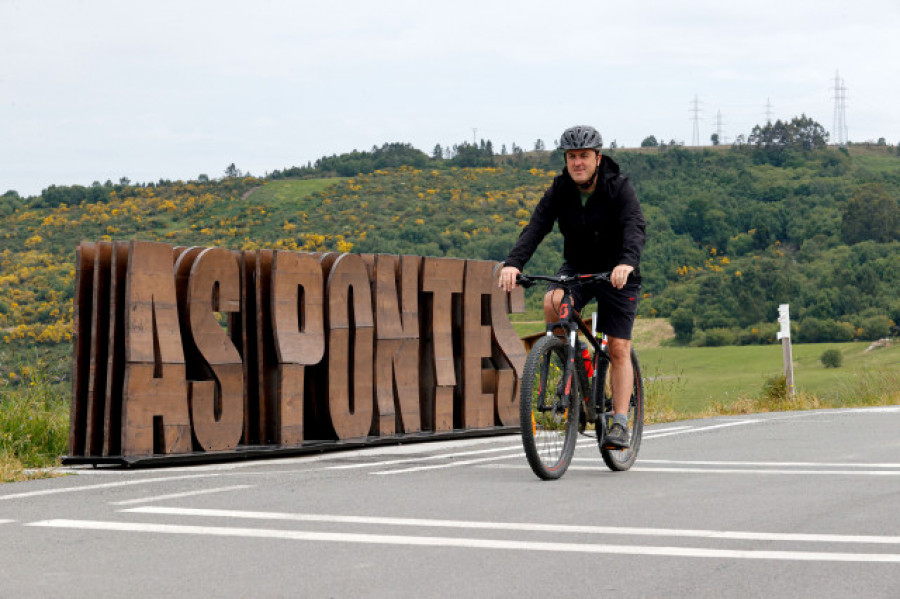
[{"xmin": 2, "ymin": 0, "xmax": 899, "ymax": 196}]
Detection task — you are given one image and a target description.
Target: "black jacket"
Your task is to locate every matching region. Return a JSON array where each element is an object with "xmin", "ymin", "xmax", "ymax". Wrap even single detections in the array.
[{"xmin": 503, "ymin": 154, "xmax": 646, "ymax": 278}]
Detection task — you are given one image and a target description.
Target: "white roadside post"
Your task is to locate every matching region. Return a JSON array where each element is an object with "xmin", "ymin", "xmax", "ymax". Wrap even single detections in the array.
[{"xmin": 776, "ymin": 303, "xmax": 795, "ymax": 399}]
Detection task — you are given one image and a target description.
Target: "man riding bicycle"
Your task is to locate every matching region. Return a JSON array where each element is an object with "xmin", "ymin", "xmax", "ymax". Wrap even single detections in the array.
[{"xmin": 498, "ymin": 125, "xmax": 646, "ymax": 448}]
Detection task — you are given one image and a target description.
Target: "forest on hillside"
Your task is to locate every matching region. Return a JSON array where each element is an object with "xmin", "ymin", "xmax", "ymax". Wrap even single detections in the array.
[{"xmin": 1, "ymin": 117, "xmax": 899, "ymax": 348}]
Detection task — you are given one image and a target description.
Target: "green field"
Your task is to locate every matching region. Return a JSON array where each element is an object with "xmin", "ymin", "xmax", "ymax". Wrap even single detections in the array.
[
  {"xmin": 512, "ymin": 319, "xmax": 899, "ymax": 416},
  {"xmin": 247, "ymin": 177, "xmax": 345, "ymax": 210},
  {"xmin": 640, "ymin": 341, "xmax": 900, "ymax": 414}
]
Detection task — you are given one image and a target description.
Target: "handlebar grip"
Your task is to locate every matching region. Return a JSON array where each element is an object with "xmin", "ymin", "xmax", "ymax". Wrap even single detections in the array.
[{"xmin": 515, "ymin": 274, "xmax": 534, "ymax": 288}]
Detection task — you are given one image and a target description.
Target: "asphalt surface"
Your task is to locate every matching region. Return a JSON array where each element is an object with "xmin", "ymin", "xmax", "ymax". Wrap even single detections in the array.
[{"xmin": 2, "ymin": 406, "xmax": 899, "ymax": 598}]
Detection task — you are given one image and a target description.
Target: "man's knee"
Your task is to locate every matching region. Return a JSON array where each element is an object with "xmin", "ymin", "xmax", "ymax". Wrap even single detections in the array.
[
  {"xmin": 543, "ymin": 290, "xmax": 564, "ymax": 321},
  {"xmin": 607, "ymin": 336, "xmax": 632, "ymax": 363}
]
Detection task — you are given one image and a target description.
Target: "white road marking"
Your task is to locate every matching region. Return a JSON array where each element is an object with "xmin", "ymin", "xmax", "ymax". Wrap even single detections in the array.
[
  {"xmin": 644, "ymin": 425, "xmax": 692, "ymax": 434},
  {"xmin": 123, "ymin": 506, "xmax": 900, "ymax": 546},
  {"xmin": 325, "ymin": 443, "xmax": 522, "ymax": 470},
  {"xmin": 0, "ymin": 474, "xmax": 223, "ymax": 501},
  {"xmin": 109, "ymin": 485, "xmax": 254, "ymax": 506},
  {"xmin": 26, "ymin": 519, "xmax": 900, "ymax": 563},
  {"xmin": 481, "ymin": 463, "xmax": 900, "ymax": 476},
  {"xmin": 357, "ymin": 421, "xmax": 771, "ymax": 474},
  {"xmin": 634, "ymin": 467, "xmax": 900, "ymax": 476},
  {"xmin": 640, "ymin": 459, "xmax": 900, "ymax": 469},
  {"xmin": 643, "ymin": 419, "xmax": 760, "ymax": 439},
  {"xmin": 0, "ymin": 519, "xmax": 14, "ymax": 525},
  {"xmin": 373, "ymin": 453, "xmax": 522, "ymax": 475}
]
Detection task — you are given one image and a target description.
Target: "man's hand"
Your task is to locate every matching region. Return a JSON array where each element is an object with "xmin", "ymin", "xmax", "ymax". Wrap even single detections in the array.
[
  {"xmin": 610, "ymin": 264, "xmax": 634, "ymax": 289},
  {"xmin": 498, "ymin": 266, "xmax": 521, "ymax": 292}
]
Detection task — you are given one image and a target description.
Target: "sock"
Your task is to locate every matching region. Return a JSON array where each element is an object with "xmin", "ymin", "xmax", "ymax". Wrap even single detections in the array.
[{"xmin": 613, "ymin": 413, "xmax": 628, "ymax": 428}]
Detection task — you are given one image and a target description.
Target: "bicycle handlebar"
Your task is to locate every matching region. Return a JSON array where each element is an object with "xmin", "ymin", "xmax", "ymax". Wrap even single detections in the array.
[{"xmin": 515, "ymin": 271, "xmax": 611, "ymax": 289}]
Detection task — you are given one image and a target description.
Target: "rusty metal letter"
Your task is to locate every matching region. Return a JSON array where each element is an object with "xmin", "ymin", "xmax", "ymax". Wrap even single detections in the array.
[
  {"xmin": 271, "ymin": 250, "xmax": 324, "ymax": 446},
  {"xmin": 326, "ymin": 253, "xmax": 374, "ymax": 440},
  {"xmin": 177, "ymin": 247, "xmax": 245, "ymax": 451},
  {"xmin": 121, "ymin": 241, "xmax": 191, "ymax": 457},
  {"xmin": 421, "ymin": 257, "xmax": 464, "ymax": 432},
  {"xmin": 461, "ymin": 260, "xmax": 495, "ymax": 429},
  {"xmin": 372, "ymin": 254, "xmax": 421, "ymax": 435},
  {"xmin": 490, "ymin": 262, "xmax": 527, "ymax": 426}
]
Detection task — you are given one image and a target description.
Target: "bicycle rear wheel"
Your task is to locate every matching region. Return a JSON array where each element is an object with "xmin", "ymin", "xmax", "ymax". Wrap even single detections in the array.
[
  {"xmin": 520, "ymin": 335, "xmax": 581, "ymax": 480},
  {"xmin": 599, "ymin": 348, "xmax": 644, "ymax": 471}
]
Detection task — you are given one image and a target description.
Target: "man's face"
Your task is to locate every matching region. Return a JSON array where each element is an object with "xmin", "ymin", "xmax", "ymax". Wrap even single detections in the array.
[{"xmin": 565, "ymin": 149, "xmax": 601, "ymax": 185}]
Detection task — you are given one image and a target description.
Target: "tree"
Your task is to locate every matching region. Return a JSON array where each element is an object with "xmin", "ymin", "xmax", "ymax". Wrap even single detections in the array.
[
  {"xmin": 449, "ymin": 141, "xmax": 494, "ymax": 167},
  {"xmin": 641, "ymin": 135, "xmax": 659, "ymax": 148},
  {"xmin": 432, "ymin": 144, "xmax": 444, "ymax": 160},
  {"xmin": 224, "ymin": 163, "xmax": 241, "ymax": 178},
  {"xmin": 748, "ymin": 114, "xmax": 828, "ymax": 152},
  {"xmin": 710, "ymin": 133, "xmax": 720, "ymax": 146},
  {"xmin": 841, "ymin": 183, "xmax": 900, "ymax": 244},
  {"xmin": 534, "ymin": 139, "xmax": 545, "ymax": 152}
]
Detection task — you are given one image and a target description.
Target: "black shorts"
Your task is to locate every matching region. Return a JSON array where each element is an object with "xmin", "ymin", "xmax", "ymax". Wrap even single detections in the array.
[{"xmin": 547, "ymin": 263, "xmax": 641, "ymax": 340}]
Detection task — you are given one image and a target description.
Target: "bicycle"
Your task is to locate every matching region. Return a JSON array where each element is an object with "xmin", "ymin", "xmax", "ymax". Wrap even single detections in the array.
[{"xmin": 516, "ymin": 272, "xmax": 644, "ymax": 480}]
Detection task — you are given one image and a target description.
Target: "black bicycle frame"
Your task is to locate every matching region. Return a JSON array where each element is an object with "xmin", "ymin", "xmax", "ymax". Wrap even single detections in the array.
[{"xmin": 544, "ymin": 291, "xmax": 609, "ymax": 421}]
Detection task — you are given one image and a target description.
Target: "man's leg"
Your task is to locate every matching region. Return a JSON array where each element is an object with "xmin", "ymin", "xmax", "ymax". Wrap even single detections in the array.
[
  {"xmin": 543, "ymin": 289, "xmax": 565, "ymax": 331},
  {"xmin": 607, "ymin": 335, "xmax": 633, "ymax": 416}
]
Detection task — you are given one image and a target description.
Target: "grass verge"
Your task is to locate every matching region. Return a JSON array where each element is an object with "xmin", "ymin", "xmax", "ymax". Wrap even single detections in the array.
[{"xmin": 0, "ymin": 356, "xmax": 69, "ymax": 483}]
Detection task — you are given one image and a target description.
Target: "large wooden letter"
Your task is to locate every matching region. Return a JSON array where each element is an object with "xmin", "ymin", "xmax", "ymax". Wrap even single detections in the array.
[
  {"xmin": 121, "ymin": 241, "xmax": 191, "ymax": 457},
  {"xmin": 176, "ymin": 247, "xmax": 244, "ymax": 451},
  {"xmin": 326, "ymin": 253, "xmax": 374, "ymax": 440},
  {"xmin": 371, "ymin": 254, "xmax": 421, "ymax": 435},
  {"xmin": 491, "ymin": 262, "xmax": 527, "ymax": 426},
  {"xmin": 421, "ymin": 257, "xmax": 464, "ymax": 432},
  {"xmin": 271, "ymin": 250, "xmax": 324, "ymax": 446}
]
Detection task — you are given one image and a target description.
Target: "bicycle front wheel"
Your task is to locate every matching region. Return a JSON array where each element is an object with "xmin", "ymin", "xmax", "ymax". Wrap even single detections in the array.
[
  {"xmin": 520, "ymin": 335, "xmax": 580, "ymax": 480},
  {"xmin": 599, "ymin": 348, "xmax": 644, "ymax": 471}
]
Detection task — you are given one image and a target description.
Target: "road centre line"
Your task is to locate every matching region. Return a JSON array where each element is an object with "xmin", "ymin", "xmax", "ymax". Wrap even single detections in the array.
[
  {"xmin": 123, "ymin": 506, "xmax": 900, "ymax": 546},
  {"xmin": 26, "ymin": 519, "xmax": 900, "ymax": 563},
  {"xmin": 109, "ymin": 485, "xmax": 254, "ymax": 506},
  {"xmin": 0, "ymin": 519, "xmax": 14, "ymax": 525},
  {"xmin": 0, "ymin": 474, "xmax": 224, "ymax": 501}
]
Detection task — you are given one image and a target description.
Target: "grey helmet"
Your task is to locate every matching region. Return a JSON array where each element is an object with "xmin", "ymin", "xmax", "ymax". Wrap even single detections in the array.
[{"xmin": 559, "ymin": 126, "xmax": 603, "ymax": 151}]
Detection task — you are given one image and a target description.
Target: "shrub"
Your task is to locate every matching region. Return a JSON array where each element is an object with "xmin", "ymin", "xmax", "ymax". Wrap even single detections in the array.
[
  {"xmin": 762, "ymin": 373, "xmax": 787, "ymax": 401},
  {"xmin": 701, "ymin": 327, "xmax": 738, "ymax": 347},
  {"xmin": 821, "ymin": 349, "xmax": 843, "ymax": 368}
]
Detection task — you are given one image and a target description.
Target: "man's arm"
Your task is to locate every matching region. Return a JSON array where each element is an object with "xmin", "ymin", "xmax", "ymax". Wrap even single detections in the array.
[
  {"xmin": 502, "ymin": 183, "xmax": 559, "ymax": 275},
  {"xmin": 616, "ymin": 179, "xmax": 646, "ymax": 272}
]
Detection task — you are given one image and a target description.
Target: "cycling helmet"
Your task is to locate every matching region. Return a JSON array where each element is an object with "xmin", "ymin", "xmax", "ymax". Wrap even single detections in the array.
[{"xmin": 559, "ymin": 126, "xmax": 603, "ymax": 151}]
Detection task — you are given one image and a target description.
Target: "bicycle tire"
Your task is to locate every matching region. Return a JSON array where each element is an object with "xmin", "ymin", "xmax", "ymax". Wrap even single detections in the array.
[
  {"xmin": 520, "ymin": 335, "xmax": 581, "ymax": 480},
  {"xmin": 599, "ymin": 348, "xmax": 644, "ymax": 471}
]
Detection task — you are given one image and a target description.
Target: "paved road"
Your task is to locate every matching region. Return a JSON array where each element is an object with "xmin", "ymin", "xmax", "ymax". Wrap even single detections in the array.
[{"xmin": 2, "ymin": 407, "xmax": 899, "ymax": 598}]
